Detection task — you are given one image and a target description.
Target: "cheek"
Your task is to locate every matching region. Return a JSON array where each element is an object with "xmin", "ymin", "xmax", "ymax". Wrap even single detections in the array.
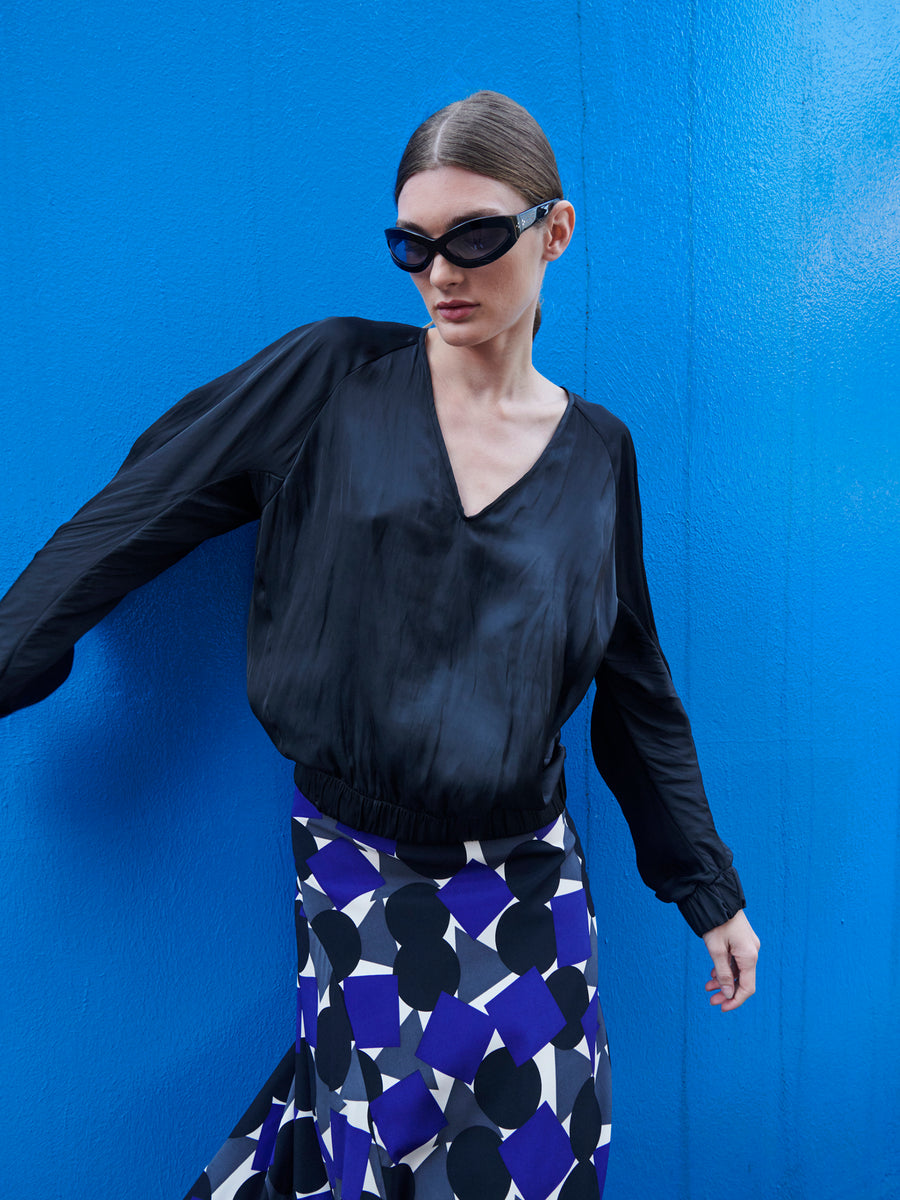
[
  {"xmin": 410, "ymin": 274, "xmax": 431, "ymax": 301},
  {"xmin": 501, "ymin": 258, "xmax": 542, "ymax": 305}
]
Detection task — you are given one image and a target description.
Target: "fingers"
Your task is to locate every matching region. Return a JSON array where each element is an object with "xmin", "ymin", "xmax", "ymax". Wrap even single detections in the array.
[
  {"xmin": 707, "ymin": 960, "xmax": 751, "ymax": 1010},
  {"xmin": 701, "ymin": 911, "xmax": 760, "ymax": 1013},
  {"xmin": 730, "ymin": 950, "xmax": 757, "ymax": 1008},
  {"xmin": 708, "ymin": 947, "xmax": 736, "ymax": 1003}
]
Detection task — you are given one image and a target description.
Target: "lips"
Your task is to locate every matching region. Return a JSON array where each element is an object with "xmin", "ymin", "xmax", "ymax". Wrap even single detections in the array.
[{"xmin": 436, "ymin": 302, "xmax": 478, "ymax": 321}]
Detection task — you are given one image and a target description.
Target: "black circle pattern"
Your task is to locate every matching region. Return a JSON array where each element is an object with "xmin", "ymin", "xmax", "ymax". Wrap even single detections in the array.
[
  {"xmin": 473, "ymin": 1048, "xmax": 542, "ymax": 1129},
  {"xmin": 385, "ymin": 881, "xmax": 460, "ymax": 1011},
  {"xmin": 495, "ymin": 899, "xmax": 557, "ymax": 974},
  {"xmin": 547, "ymin": 966, "xmax": 590, "ymax": 1049},
  {"xmin": 291, "ymin": 820, "xmax": 318, "ymax": 879},
  {"xmin": 447, "ymin": 1127, "xmax": 511, "ymax": 1200},
  {"xmin": 284, "ymin": 1117, "xmax": 328, "ymax": 1194},
  {"xmin": 294, "ymin": 1040, "xmax": 316, "ymax": 1112},
  {"xmin": 316, "ymin": 984, "xmax": 352, "ymax": 1090},
  {"xmin": 394, "ymin": 938, "xmax": 460, "ymax": 1011},
  {"xmin": 559, "ymin": 1160, "xmax": 602, "ymax": 1200},
  {"xmin": 187, "ymin": 808, "xmax": 610, "ymax": 1200},
  {"xmin": 311, "ymin": 909, "xmax": 361, "ymax": 980},
  {"xmin": 504, "ymin": 841, "xmax": 566, "ymax": 902},
  {"xmin": 358, "ymin": 1050, "xmax": 383, "ymax": 1101},
  {"xmin": 382, "ymin": 1162, "xmax": 415, "ymax": 1200},
  {"xmin": 384, "ymin": 883, "xmax": 449, "ymax": 943},
  {"xmin": 569, "ymin": 1078, "xmax": 603, "ymax": 1160}
]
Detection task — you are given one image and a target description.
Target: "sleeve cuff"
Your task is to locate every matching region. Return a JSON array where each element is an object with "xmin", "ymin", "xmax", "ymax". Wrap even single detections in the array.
[{"xmin": 676, "ymin": 865, "xmax": 746, "ymax": 936}]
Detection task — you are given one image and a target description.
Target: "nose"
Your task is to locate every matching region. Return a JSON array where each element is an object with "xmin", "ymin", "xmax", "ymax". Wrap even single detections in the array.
[{"xmin": 428, "ymin": 252, "xmax": 465, "ymax": 287}]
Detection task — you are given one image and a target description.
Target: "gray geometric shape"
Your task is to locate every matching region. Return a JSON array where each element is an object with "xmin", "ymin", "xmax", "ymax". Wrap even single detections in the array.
[
  {"xmin": 373, "ymin": 854, "xmax": 427, "ymax": 900},
  {"xmin": 205, "ymin": 1136, "xmax": 258, "ymax": 1190},
  {"xmin": 555, "ymin": 1046, "xmax": 592, "ymax": 1124},
  {"xmin": 435, "ymin": 1078, "xmax": 500, "ymax": 1145},
  {"xmin": 410, "ymin": 1143, "xmax": 455, "ymax": 1199},
  {"xmin": 375, "ymin": 1010, "xmax": 436, "ymax": 1088},
  {"xmin": 339, "ymin": 1050, "xmax": 370, "ymax": 1102},
  {"xmin": 560, "ymin": 854, "xmax": 585, "ymax": 884},
  {"xmin": 299, "ymin": 880, "xmax": 335, "ymax": 924},
  {"xmin": 583, "ymin": 935, "xmax": 598, "ymax": 989},
  {"xmin": 455, "ymin": 926, "xmax": 514, "ymax": 1005},
  {"xmin": 192, "ymin": 803, "xmax": 611, "ymax": 1198},
  {"xmin": 356, "ymin": 897, "xmax": 399, "ymax": 968}
]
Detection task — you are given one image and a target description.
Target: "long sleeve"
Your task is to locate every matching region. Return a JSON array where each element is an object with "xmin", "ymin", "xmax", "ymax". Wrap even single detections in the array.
[
  {"xmin": 590, "ymin": 426, "xmax": 745, "ymax": 935},
  {"xmin": 0, "ymin": 319, "xmax": 365, "ymax": 718}
]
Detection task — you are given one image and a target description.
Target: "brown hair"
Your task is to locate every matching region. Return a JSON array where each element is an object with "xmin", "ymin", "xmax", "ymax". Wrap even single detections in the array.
[{"xmin": 394, "ymin": 91, "xmax": 564, "ymax": 338}]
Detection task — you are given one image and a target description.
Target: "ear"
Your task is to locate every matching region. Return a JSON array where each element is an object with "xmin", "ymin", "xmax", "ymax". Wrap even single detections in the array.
[{"xmin": 542, "ymin": 201, "xmax": 575, "ymax": 262}]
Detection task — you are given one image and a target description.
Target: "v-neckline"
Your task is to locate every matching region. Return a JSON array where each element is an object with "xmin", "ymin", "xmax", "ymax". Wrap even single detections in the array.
[{"xmin": 417, "ymin": 328, "xmax": 575, "ymax": 523}]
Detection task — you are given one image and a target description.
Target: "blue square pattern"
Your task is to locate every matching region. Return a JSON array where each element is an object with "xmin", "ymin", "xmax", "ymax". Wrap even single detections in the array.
[
  {"xmin": 594, "ymin": 1144, "xmax": 610, "ymax": 1193},
  {"xmin": 370, "ymin": 1070, "xmax": 448, "ymax": 1162},
  {"xmin": 336, "ymin": 821, "xmax": 397, "ymax": 856},
  {"xmin": 551, "ymin": 889, "xmax": 592, "ymax": 967},
  {"xmin": 307, "ymin": 838, "xmax": 385, "ymax": 909},
  {"xmin": 415, "ymin": 991, "xmax": 495, "ymax": 1082},
  {"xmin": 292, "ymin": 789, "xmax": 322, "ymax": 820},
  {"xmin": 331, "ymin": 1110, "xmax": 346, "ymax": 1177},
  {"xmin": 499, "ymin": 1102, "xmax": 575, "ymax": 1200},
  {"xmin": 485, "ymin": 967, "xmax": 566, "ymax": 1066},
  {"xmin": 250, "ymin": 1100, "xmax": 284, "ymax": 1172},
  {"xmin": 438, "ymin": 859, "xmax": 513, "ymax": 939},
  {"xmin": 297, "ymin": 974, "xmax": 319, "ymax": 1047},
  {"xmin": 329, "ymin": 1111, "xmax": 372, "ymax": 1200},
  {"xmin": 344, "ymin": 975, "xmax": 401, "ymax": 1048}
]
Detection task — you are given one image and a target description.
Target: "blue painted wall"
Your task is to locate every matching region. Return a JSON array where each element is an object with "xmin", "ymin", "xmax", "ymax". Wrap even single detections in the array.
[{"xmin": 1, "ymin": 3, "xmax": 898, "ymax": 1197}]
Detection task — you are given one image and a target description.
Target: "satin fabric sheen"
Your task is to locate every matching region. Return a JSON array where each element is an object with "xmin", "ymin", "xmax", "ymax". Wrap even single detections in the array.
[{"xmin": 0, "ymin": 318, "xmax": 743, "ymax": 933}]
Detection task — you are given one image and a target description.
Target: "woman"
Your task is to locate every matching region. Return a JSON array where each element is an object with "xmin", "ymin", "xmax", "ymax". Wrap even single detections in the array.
[{"xmin": 0, "ymin": 92, "xmax": 759, "ymax": 1199}]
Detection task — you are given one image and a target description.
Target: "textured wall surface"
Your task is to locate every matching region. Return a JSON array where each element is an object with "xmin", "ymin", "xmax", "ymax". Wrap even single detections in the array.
[{"xmin": 1, "ymin": 3, "xmax": 898, "ymax": 1198}]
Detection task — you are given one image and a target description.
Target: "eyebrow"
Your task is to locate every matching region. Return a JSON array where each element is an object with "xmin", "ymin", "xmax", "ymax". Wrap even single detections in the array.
[{"xmin": 395, "ymin": 208, "xmax": 505, "ymax": 235}]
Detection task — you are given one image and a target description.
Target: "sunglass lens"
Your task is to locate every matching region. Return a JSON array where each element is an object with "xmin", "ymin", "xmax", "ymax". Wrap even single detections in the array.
[
  {"xmin": 445, "ymin": 223, "xmax": 510, "ymax": 264},
  {"xmin": 387, "ymin": 233, "xmax": 429, "ymax": 269}
]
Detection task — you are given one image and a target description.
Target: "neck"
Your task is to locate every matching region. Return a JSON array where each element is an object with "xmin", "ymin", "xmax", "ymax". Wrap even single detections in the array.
[{"xmin": 425, "ymin": 322, "xmax": 539, "ymax": 406}]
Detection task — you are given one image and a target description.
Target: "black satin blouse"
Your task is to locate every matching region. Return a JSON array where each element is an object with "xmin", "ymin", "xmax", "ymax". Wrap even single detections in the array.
[{"xmin": 0, "ymin": 317, "xmax": 744, "ymax": 934}]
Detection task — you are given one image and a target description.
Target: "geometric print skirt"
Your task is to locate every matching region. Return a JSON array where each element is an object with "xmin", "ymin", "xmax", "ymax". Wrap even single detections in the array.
[{"xmin": 183, "ymin": 789, "xmax": 611, "ymax": 1200}]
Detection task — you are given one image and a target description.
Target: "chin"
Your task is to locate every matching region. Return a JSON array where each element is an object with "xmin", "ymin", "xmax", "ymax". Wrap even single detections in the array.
[
  {"xmin": 432, "ymin": 318, "xmax": 487, "ymax": 345},
  {"xmin": 432, "ymin": 309, "xmax": 520, "ymax": 345},
  {"xmin": 438, "ymin": 330, "xmax": 497, "ymax": 352}
]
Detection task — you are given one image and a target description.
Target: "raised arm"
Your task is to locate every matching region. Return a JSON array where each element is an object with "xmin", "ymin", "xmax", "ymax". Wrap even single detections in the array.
[{"xmin": 0, "ymin": 320, "xmax": 352, "ymax": 717}]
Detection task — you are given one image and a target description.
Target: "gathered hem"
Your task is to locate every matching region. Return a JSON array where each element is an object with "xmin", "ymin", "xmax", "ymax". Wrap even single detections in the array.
[{"xmin": 291, "ymin": 762, "xmax": 567, "ymax": 844}]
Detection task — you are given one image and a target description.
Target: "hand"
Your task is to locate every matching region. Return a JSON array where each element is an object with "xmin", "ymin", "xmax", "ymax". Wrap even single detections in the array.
[{"xmin": 701, "ymin": 910, "xmax": 760, "ymax": 1011}]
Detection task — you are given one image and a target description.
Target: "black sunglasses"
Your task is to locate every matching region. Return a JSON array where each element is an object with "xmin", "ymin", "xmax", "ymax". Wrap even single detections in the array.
[{"xmin": 385, "ymin": 199, "xmax": 560, "ymax": 273}]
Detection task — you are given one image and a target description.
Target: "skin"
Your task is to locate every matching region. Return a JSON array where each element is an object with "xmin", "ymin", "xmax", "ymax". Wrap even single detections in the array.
[
  {"xmin": 397, "ymin": 164, "xmax": 761, "ymax": 1009},
  {"xmin": 703, "ymin": 910, "xmax": 761, "ymax": 1011},
  {"xmin": 396, "ymin": 165, "xmax": 576, "ymax": 518}
]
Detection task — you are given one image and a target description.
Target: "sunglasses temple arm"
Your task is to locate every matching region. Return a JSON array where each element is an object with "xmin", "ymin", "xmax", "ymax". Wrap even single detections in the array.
[{"xmin": 515, "ymin": 200, "xmax": 557, "ymax": 236}]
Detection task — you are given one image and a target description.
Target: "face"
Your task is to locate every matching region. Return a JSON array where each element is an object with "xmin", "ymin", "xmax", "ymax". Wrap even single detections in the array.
[{"xmin": 395, "ymin": 165, "xmax": 570, "ymax": 349}]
